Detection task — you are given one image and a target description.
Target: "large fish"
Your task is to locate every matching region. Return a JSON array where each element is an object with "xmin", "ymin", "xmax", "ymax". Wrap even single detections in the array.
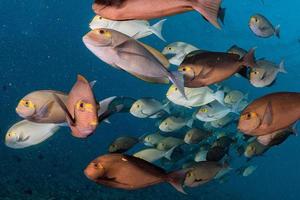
[
  {"xmin": 92, "ymin": 0, "xmax": 222, "ymax": 29},
  {"xmin": 178, "ymin": 49, "xmax": 256, "ymax": 87},
  {"xmin": 238, "ymin": 92, "xmax": 300, "ymax": 136},
  {"xmin": 84, "ymin": 153, "xmax": 188, "ymax": 193},
  {"xmin": 16, "ymin": 90, "xmax": 68, "ymax": 124},
  {"xmin": 83, "ymin": 28, "xmax": 186, "ymax": 97},
  {"xmin": 54, "ymin": 75, "xmax": 98, "ymax": 138}
]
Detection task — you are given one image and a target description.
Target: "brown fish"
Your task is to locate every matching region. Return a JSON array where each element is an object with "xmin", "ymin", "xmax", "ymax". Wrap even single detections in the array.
[
  {"xmin": 92, "ymin": 0, "xmax": 222, "ymax": 29},
  {"xmin": 84, "ymin": 153, "xmax": 187, "ymax": 193},
  {"xmin": 238, "ymin": 92, "xmax": 300, "ymax": 136},
  {"xmin": 54, "ymin": 75, "xmax": 99, "ymax": 138},
  {"xmin": 178, "ymin": 49, "xmax": 256, "ymax": 88},
  {"xmin": 16, "ymin": 90, "xmax": 67, "ymax": 124}
]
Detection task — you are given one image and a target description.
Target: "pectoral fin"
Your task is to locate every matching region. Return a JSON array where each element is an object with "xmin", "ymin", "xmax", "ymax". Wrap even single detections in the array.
[
  {"xmin": 52, "ymin": 94, "xmax": 76, "ymax": 125},
  {"xmin": 35, "ymin": 101, "xmax": 55, "ymax": 119},
  {"xmin": 261, "ymin": 102, "xmax": 273, "ymax": 129}
]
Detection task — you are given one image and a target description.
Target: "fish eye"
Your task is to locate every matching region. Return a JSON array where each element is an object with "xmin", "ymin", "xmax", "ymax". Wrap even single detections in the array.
[
  {"xmin": 182, "ymin": 68, "xmax": 186, "ymax": 72},
  {"xmin": 80, "ymin": 103, "xmax": 84, "ymax": 108},
  {"xmin": 98, "ymin": 16, "xmax": 102, "ymax": 20},
  {"xmin": 168, "ymin": 47, "xmax": 172, "ymax": 50},
  {"xmin": 175, "ymin": 88, "xmax": 178, "ymax": 91},
  {"xmin": 99, "ymin": 30, "xmax": 105, "ymax": 34},
  {"xmin": 136, "ymin": 104, "xmax": 140, "ymax": 108},
  {"xmin": 186, "ymin": 172, "xmax": 192, "ymax": 177},
  {"xmin": 164, "ymin": 122, "xmax": 168, "ymax": 126}
]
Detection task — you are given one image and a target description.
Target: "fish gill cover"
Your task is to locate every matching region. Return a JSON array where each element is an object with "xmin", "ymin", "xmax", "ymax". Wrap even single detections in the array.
[{"xmin": 0, "ymin": 0, "xmax": 300, "ymax": 200}]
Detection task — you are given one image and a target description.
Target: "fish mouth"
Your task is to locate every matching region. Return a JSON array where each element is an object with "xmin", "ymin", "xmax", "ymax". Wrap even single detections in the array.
[{"xmin": 82, "ymin": 35, "xmax": 112, "ymax": 47}]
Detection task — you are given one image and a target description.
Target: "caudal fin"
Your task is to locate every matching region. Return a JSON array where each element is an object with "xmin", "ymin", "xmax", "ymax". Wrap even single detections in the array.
[
  {"xmin": 218, "ymin": 7, "xmax": 226, "ymax": 25},
  {"xmin": 275, "ymin": 25, "xmax": 280, "ymax": 38},
  {"xmin": 278, "ymin": 60, "xmax": 287, "ymax": 73},
  {"xmin": 192, "ymin": 0, "xmax": 222, "ymax": 29},
  {"xmin": 150, "ymin": 19, "xmax": 167, "ymax": 42},
  {"xmin": 213, "ymin": 90, "xmax": 225, "ymax": 105},
  {"xmin": 169, "ymin": 71, "xmax": 187, "ymax": 99},
  {"xmin": 241, "ymin": 48, "xmax": 256, "ymax": 68},
  {"xmin": 167, "ymin": 169, "xmax": 189, "ymax": 194}
]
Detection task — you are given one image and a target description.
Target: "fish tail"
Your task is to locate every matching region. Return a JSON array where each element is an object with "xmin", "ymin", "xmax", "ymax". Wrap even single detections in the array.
[
  {"xmin": 275, "ymin": 25, "xmax": 280, "ymax": 38},
  {"xmin": 168, "ymin": 71, "xmax": 187, "ymax": 99},
  {"xmin": 278, "ymin": 60, "xmax": 287, "ymax": 73},
  {"xmin": 218, "ymin": 7, "xmax": 226, "ymax": 25},
  {"xmin": 167, "ymin": 169, "xmax": 189, "ymax": 194},
  {"xmin": 150, "ymin": 19, "xmax": 167, "ymax": 42},
  {"xmin": 241, "ymin": 48, "xmax": 256, "ymax": 68},
  {"xmin": 213, "ymin": 90, "xmax": 225, "ymax": 105},
  {"xmin": 192, "ymin": 0, "xmax": 222, "ymax": 29}
]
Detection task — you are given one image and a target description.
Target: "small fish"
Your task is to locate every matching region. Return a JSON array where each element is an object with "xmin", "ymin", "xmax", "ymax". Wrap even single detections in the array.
[
  {"xmin": 89, "ymin": 16, "xmax": 166, "ymax": 41},
  {"xmin": 184, "ymin": 128, "xmax": 212, "ymax": 144},
  {"xmin": 108, "ymin": 136, "xmax": 139, "ymax": 153},
  {"xmin": 196, "ymin": 101, "xmax": 240, "ymax": 122},
  {"xmin": 130, "ymin": 98, "xmax": 170, "ymax": 118},
  {"xmin": 178, "ymin": 49, "xmax": 256, "ymax": 88},
  {"xmin": 159, "ymin": 116, "xmax": 194, "ymax": 132},
  {"xmin": 83, "ymin": 29, "xmax": 186, "ymax": 97},
  {"xmin": 250, "ymin": 60, "xmax": 287, "ymax": 88},
  {"xmin": 237, "ymin": 165, "xmax": 257, "ymax": 177},
  {"xmin": 244, "ymin": 140, "xmax": 269, "ymax": 158},
  {"xmin": 16, "ymin": 90, "xmax": 68, "ymax": 124},
  {"xmin": 224, "ymin": 90, "xmax": 247, "ymax": 105},
  {"xmin": 184, "ymin": 161, "xmax": 227, "ymax": 187},
  {"xmin": 166, "ymin": 85, "xmax": 224, "ymax": 109},
  {"xmin": 249, "ymin": 14, "xmax": 280, "ymax": 38},
  {"xmin": 5, "ymin": 120, "xmax": 60, "ymax": 149},
  {"xmin": 238, "ymin": 92, "xmax": 300, "ymax": 136},
  {"xmin": 156, "ymin": 137, "xmax": 184, "ymax": 151},
  {"xmin": 143, "ymin": 133, "xmax": 166, "ymax": 147},
  {"xmin": 227, "ymin": 45, "xmax": 247, "ymax": 59},
  {"xmin": 133, "ymin": 147, "xmax": 175, "ymax": 163},
  {"xmin": 92, "ymin": 0, "xmax": 222, "ymax": 28},
  {"xmin": 84, "ymin": 153, "xmax": 188, "ymax": 193},
  {"xmin": 162, "ymin": 42, "xmax": 199, "ymax": 66},
  {"xmin": 54, "ymin": 75, "xmax": 98, "ymax": 138},
  {"xmin": 209, "ymin": 114, "xmax": 234, "ymax": 128}
]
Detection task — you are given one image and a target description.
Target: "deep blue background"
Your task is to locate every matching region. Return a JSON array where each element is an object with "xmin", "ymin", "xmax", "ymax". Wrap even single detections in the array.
[{"xmin": 0, "ymin": 0, "xmax": 300, "ymax": 199}]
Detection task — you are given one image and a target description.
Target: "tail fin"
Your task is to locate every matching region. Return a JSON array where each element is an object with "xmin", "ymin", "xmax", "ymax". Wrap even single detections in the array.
[
  {"xmin": 150, "ymin": 19, "xmax": 167, "ymax": 42},
  {"xmin": 218, "ymin": 7, "xmax": 226, "ymax": 25},
  {"xmin": 278, "ymin": 60, "xmax": 287, "ymax": 73},
  {"xmin": 169, "ymin": 71, "xmax": 187, "ymax": 99},
  {"xmin": 162, "ymin": 101, "xmax": 171, "ymax": 114},
  {"xmin": 167, "ymin": 169, "xmax": 188, "ymax": 194},
  {"xmin": 213, "ymin": 90, "xmax": 225, "ymax": 105},
  {"xmin": 275, "ymin": 25, "xmax": 280, "ymax": 38},
  {"xmin": 241, "ymin": 48, "xmax": 256, "ymax": 68},
  {"xmin": 186, "ymin": 118, "xmax": 194, "ymax": 128},
  {"xmin": 192, "ymin": 0, "xmax": 222, "ymax": 29},
  {"xmin": 164, "ymin": 146, "xmax": 177, "ymax": 160}
]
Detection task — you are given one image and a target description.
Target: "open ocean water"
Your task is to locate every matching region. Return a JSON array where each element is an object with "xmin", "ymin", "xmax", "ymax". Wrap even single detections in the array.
[{"xmin": 1, "ymin": 0, "xmax": 300, "ymax": 199}]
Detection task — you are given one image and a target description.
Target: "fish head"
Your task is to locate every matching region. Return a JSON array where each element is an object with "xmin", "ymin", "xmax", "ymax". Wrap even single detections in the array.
[
  {"xmin": 197, "ymin": 105, "xmax": 212, "ymax": 118},
  {"xmin": 5, "ymin": 131, "xmax": 19, "ymax": 145},
  {"xmin": 184, "ymin": 170, "xmax": 197, "ymax": 187},
  {"xmin": 16, "ymin": 99, "xmax": 36, "ymax": 118},
  {"xmin": 89, "ymin": 15, "xmax": 111, "ymax": 30},
  {"xmin": 184, "ymin": 132, "xmax": 193, "ymax": 144},
  {"xmin": 108, "ymin": 143, "xmax": 118, "ymax": 153},
  {"xmin": 84, "ymin": 159, "xmax": 106, "ymax": 181},
  {"xmin": 249, "ymin": 15, "xmax": 261, "ymax": 29},
  {"xmin": 178, "ymin": 65, "xmax": 196, "ymax": 81},
  {"xmin": 72, "ymin": 99, "xmax": 98, "ymax": 138},
  {"xmin": 157, "ymin": 142, "xmax": 167, "ymax": 151},
  {"xmin": 224, "ymin": 90, "xmax": 243, "ymax": 105},
  {"xmin": 129, "ymin": 100, "xmax": 146, "ymax": 118},
  {"xmin": 162, "ymin": 44, "xmax": 179, "ymax": 55},
  {"xmin": 250, "ymin": 68, "xmax": 265, "ymax": 81},
  {"xmin": 238, "ymin": 112, "xmax": 261, "ymax": 134},
  {"xmin": 83, "ymin": 28, "xmax": 113, "ymax": 47},
  {"xmin": 244, "ymin": 144, "xmax": 256, "ymax": 158},
  {"xmin": 166, "ymin": 85, "xmax": 182, "ymax": 100},
  {"xmin": 159, "ymin": 118, "xmax": 173, "ymax": 132}
]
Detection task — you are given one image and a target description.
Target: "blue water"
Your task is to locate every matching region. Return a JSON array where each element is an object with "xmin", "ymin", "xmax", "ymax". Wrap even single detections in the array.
[{"xmin": 1, "ymin": 0, "xmax": 300, "ymax": 199}]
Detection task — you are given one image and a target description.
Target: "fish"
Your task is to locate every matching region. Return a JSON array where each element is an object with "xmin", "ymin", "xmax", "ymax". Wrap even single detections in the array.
[
  {"xmin": 224, "ymin": 90, "xmax": 247, "ymax": 105},
  {"xmin": 16, "ymin": 90, "xmax": 68, "ymax": 124},
  {"xmin": 108, "ymin": 136, "xmax": 139, "ymax": 153},
  {"xmin": 130, "ymin": 98, "xmax": 170, "ymax": 118},
  {"xmin": 256, "ymin": 128, "xmax": 294, "ymax": 146},
  {"xmin": 250, "ymin": 59, "xmax": 287, "ymax": 88},
  {"xmin": 196, "ymin": 101, "xmax": 240, "ymax": 122},
  {"xmin": 209, "ymin": 114, "xmax": 234, "ymax": 128},
  {"xmin": 178, "ymin": 49, "xmax": 256, "ymax": 88},
  {"xmin": 184, "ymin": 128, "xmax": 212, "ymax": 144},
  {"xmin": 249, "ymin": 14, "xmax": 280, "ymax": 38},
  {"xmin": 212, "ymin": 136, "xmax": 235, "ymax": 149},
  {"xmin": 227, "ymin": 45, "xmax": 247, "ymax": 59},
  {"xmin": 166, "ymin": 84, "xmax": 224, "ymax": 109},
  {"xmin": 184, "ymin": 161, "xmax": 227, "ymax": 187},
  {"xmin": 84, "ymin": 153, "xmax": 188, "ymax": 193},
  {"xmin": 83, "ymin": 28, "xmax": 186, "ymax": 97},
  {"xmin": 92, "ymin": 0, "xmax": 223, "ymax": 29},
  {"xmin": 5, "ymin": 120, "xmax": 60, "ymax": 149},
  {"xmin": 143, "ymin": 133, "xmax": 166, "ymax": 147},
  {"xmin": 162, "ymin": 42, "xmax": 199, "ymax": 66},
  {"xmin": 237, "ymin": 165, "xmax": 257, "ymax": 177},
  {"xmin": 244, "ymin": 140, "xmax": 269, "ymax": 158},
  {"xmin": 98, "ymin": 96, "xmax": 136, "ymax": 117},
  {"xmin": 159, "ymin": 116, "xmax": 194, "ymax": 132},
  {"xmin": 206, "ymin": 146, "xmax": 227, "ymax": 162},
  {"xmin": 53, "ymin": 75, "xmax": 98, "ymax": 138},
  {"xmin": 89, "ymin": 15, "xmax": 167, "ymax": 41},
  {"xmin": 133, "ymin": 147, "xmax": 176, "ymax": 163},
  {"xmin": 156, "ymin": 137, "xmax": 184, "ymax": 151},
  {"xmin": 238, "ymin": 92, "xmax": 300, "ymax": 136}
]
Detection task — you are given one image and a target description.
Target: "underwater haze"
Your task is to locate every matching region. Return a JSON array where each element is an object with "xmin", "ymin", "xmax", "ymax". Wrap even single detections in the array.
[{"xmin": 1, "ymin": 0, "xmax": 300, "ymax": 199}]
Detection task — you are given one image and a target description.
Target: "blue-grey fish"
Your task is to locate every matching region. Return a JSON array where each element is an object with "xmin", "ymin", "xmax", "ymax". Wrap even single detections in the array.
[{"xmin": 249, "ymin": 14, "xmax": 280, "ymax": 38}]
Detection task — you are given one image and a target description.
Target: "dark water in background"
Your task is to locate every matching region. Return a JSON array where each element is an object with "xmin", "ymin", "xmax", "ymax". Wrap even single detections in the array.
[{"xmin": 0, "ymin": 0, "xmax": 300, "ymax": 199}]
